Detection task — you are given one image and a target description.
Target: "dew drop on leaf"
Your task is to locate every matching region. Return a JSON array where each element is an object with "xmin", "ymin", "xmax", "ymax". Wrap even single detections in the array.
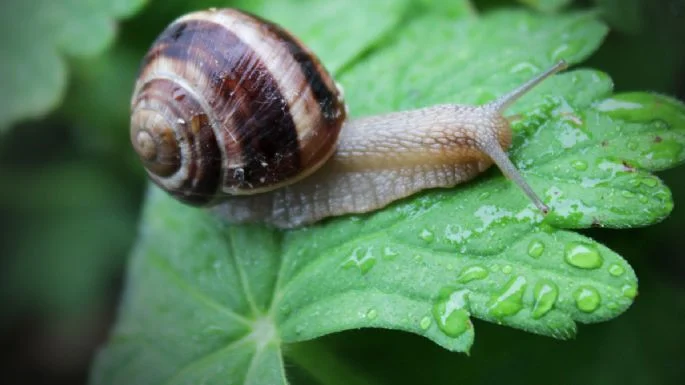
[
  {"xmin": 382, "ymin": 246, "xmax": 398, "ymax": 260},
  {"xmin": 502, "ymin": 265, "xmax": 513, "ymax": 274},
  {"xmin": 444, "ymin": 225, "xmax": 473, "ymax": 245},
  {"xmin": 574, "ymin": 286, "xmax": 601, "ymax": 312},
  {"xmin": 419, "ymin": 228, "xmax": 435, "ymax": 243},
  {"xmin": 645, "ymin": 140, "xmax": 682, "ymax": 162},
  {"xmin": 509, "ymin": 61, "xmax": 540, "ymax": 75},
  {"xmin": 489, "ymin": 276, "xmax": 527, "ymax": 318},
  {"xmin": 640, "ymin": 177, "xmax": 658, "ymax": 187},
  {"xmin": 527, "ymin": 240, "xmax": 545, "ymax": 258},
  {"xmin": 571, "ymin": 159, "xmax": 588, "ymax": 171},
  {"xmin": 432, "ymin": 288, "xmax": 471, "ymax": 338},
  {"xmin": 456, "ymin": 265, "xmax": 489, "ymax": 283},
  {"xmin": 341, "ymin": 247, "xmax": 376, "ymax": 274},
  {"xmin": 532, "ymin": 280, "xmax": 559, "ymax": 319},
  {"xmin": 621, "ymin": 190, "xmax": 635, "ymax": 198},
  {"xmin": 595, "ymin": 98, "xmax": 644, "ymax": 112},
  {"xmin": 564, "ymin": 242, "xmax": 603, "ymax": 269},
  {"xmin": 550, "ymin": 42, "xmax": 573, "ymax": 61},
  {"xmin": 622, "ymin": 284, "xmax": 638, "ymax": 299},
  {"xmin": 366, "ymin": 309, "xmax": 378, "ymax": 320},
  {"xmin": 608, "ymin": 263, "xmax": 625, "ymax": 277},
  {"xmin": 419, "ymin": 316, "xmax": 432, "ymax": 330}
]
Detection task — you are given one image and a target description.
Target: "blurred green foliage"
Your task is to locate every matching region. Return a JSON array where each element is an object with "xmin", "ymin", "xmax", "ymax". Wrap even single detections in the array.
[{"xmin": 0, "ymin": 0, "xmax": 683, "ymax": 384}]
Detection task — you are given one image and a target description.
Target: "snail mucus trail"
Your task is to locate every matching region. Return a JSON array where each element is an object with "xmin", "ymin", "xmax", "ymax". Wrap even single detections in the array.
[{"xmin": 130, "ymin": 8, "xmax": 568, "ymax": 229}]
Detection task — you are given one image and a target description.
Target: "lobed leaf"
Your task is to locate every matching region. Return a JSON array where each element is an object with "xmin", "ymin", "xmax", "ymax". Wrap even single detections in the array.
[{"xmin": 0, "ymin": 0, "xmax": 148, "ymax": 132}]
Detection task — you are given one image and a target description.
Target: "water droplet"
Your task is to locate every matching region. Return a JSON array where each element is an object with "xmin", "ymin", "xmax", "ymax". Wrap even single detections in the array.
[
  {"xmin": 444, "ymin": 225, "xmax": 473, "ymax": 244},
  {"xmin": 172, "ymin": 87, "xmax": 187, "ymax": 101},
  {"xmin": 382, "ymin": 247, "xmax": 398, "ymax": 260},
  {"xmin": 366, "ymin": 309, "xmax": 378, "ymax": 320},
  {"xmin": 629, "ymin": 178, "xmax": 641, "ymax": 187},
  {"xmin": 564, "ymin": 242, "xmax": 603, "ymax": 269},
  {"xmin": 419, "ymin": 229, "xmax": 435, "ymax": 243},
  {"xmin": 609, "ymin": 263, "xmax": 625, "ymax": 277},
  {"xmin": 490, "ymin": 264, "xmax": 500, "ymax": 273},
  {"xmin": 489, "ymin": 276, "xmax": 527, "ymax": 318},
  {"xmin": 621, "ymin": 191, "xmax": 635, "ymax": 198},
  {"xmin": 638, "ymin": 195, "xmax": 648, "ymax": 204},
  {"xmin": 510, "ymin": 62, "xmax": 540, "ymax": 74},
  {"xmin": 551, "ymin": 43, "xmax": 572, "ymax": 61},
  {"xmin": 607, "ymin": 302, "xmax": 619, "ymax": 310},
  {"xmin": 532, "ymin": 280, "xmax": 559, "ymax": 319},
  {"xmin": 640, "ymin": 177, "xmax": 658, "ymax": 187},
  {"xmin": 479, "ymin": 192, "xmax": 491, "ymax": 200},
  {"xmin": 622, "ymin": 284, "xmax": 638, "ymax": 299},
  {"xmin": 571, "ymin": 160, "xmax": 588, "ymax": 171},
  {"xmin": 574, "ymin": 286, "xmax": 601, "ymax": 312},
  {"xmin": 502, "ymin": 265, "xmax": 513, "ymax": 274},
  {"xmin": 456, "ymin": 265, "xmax": 488, "ymax": 283},
  {"xmin": 420, "ymin": 316, "xmax": 432, "ymax": 330},
  {"xmin": 595, "ymin": 98, "xmax": 644, "ymax": 112},
  {"xmin": 528, "ymin": 240, "xmax": 545, "ymax": 258},
  {"xmin": 432, "ymin": 288, "xmax": 471, "ymax": 337},
  {"xmin": 647, "ymin": 140, "xmax": 682, "ymax": 161},
  {"xmin": 627, "ymin": 141, "xmax": 639, "ymax": 150},
  {"xmin": 341, "ymin": 247, "xmax": 376, "ymax": 274}
]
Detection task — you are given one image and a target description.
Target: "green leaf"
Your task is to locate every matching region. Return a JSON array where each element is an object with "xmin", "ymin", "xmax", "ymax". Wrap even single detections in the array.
[
  {"xmin": 0, "ymin": 0, "xmax": 148, "ymax": 131},
  {"xmin": 91, "ymin": 1, "xmax": 685, "ymax": 384}
]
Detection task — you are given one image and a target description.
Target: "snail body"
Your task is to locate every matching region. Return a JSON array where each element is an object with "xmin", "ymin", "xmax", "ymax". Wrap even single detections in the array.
[{"xmin": 131, "ymin": 8, "xmax": 567, "ymax": 228}]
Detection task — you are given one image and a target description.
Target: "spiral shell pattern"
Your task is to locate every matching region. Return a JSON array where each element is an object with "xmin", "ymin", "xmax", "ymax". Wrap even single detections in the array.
[{"xmin": 130, "ymin": 8, "xmax": 346, "ymax": 205}]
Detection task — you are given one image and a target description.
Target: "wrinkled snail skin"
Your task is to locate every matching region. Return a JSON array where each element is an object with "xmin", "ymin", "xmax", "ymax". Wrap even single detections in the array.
[
  {"xmin": 213, "ymin": 105, "xmax": 511, "ymax": 228},
  {"xmin": 130, "ymin": 7, "xmax": 568, "ymax": 229}
]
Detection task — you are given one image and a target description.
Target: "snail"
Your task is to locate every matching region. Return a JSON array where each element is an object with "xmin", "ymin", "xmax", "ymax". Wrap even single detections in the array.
[{"xmin": 130, "ymin": 7, "xmax": 567, "ymax": 229}]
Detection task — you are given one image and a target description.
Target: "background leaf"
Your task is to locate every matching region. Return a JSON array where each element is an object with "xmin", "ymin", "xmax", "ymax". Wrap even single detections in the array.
[
  {"xmin": 0, "ymin": 0, "xmax": 148, "ymax": 131},
  {"xmin": 518, "ymin": 0, "xmax": 572, "ymax": 12}
]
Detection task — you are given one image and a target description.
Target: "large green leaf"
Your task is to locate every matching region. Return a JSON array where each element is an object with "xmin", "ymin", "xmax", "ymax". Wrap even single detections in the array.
[{"xmin": 91, "ymin": 0, "xmax": 685, "ymax": 384}]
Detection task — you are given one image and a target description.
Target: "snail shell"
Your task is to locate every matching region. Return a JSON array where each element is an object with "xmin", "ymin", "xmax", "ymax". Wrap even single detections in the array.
[{"xmin": 130, "ymin": 8, "xmax": 346, "ymax": 205}]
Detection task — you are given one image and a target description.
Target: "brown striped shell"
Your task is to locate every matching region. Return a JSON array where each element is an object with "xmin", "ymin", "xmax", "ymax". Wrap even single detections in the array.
[{"xmin": 130, "ymin": 8, "xmax": 346, "ymax": 205}]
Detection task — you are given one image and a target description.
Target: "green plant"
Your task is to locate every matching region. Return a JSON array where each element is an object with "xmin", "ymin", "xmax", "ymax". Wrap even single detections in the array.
[{"xmin": 1, "ymin": 0, "xmax": 684, "ymax": 384}]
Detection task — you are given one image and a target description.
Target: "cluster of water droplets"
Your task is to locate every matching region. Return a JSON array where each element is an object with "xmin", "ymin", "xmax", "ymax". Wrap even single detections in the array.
[
  {"xmin": 337, "ymin": 196, "xmax": 637, "ymax": 340},
  {"xmin": 423, "ymin": 238, "xmax": 636, "ymax": 339}
]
